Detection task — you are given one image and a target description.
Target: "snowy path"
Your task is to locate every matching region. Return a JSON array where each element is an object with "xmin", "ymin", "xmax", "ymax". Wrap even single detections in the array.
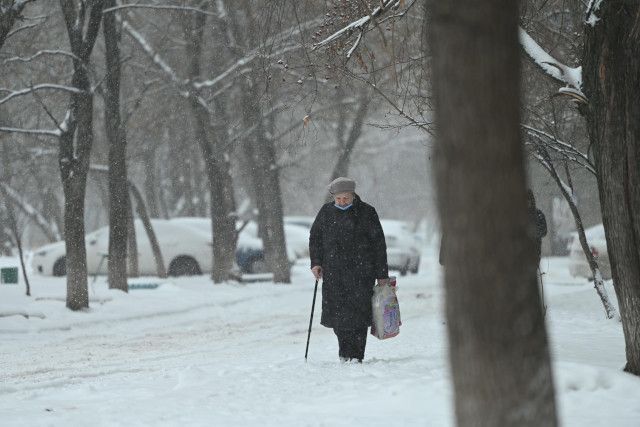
[{"xmin": 2, "ymin": 254, "xmax": 640, "ymax": 426}]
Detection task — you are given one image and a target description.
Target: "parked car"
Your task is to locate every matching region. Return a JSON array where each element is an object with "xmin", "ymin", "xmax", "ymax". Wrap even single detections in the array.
[
  {"xmin": 283, "ymin": 215, "xmax": 315, "ymax": 230},
  {"xmin": 380, "ymin": 220, "xmax": 422, "ymax": 275},
  {"xmin": 172, "ymin": 217, "xmax": 305, "ymax": 274},
  {"xmin": 32, "ymin": 219, "xmax": 215, "ymax": 277},
  {"xmin": 285, "ymin": 215, "xmax": 422, "ymax": 276},
  {"xmin": 567, "ymin": 223, "xmax": 611, "ymax": 280}
]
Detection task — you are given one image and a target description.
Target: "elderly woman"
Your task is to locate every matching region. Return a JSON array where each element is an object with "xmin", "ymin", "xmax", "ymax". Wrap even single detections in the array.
[{"xmin": 309, "ymin": 177, "xmax": 389, "ymax": 362}]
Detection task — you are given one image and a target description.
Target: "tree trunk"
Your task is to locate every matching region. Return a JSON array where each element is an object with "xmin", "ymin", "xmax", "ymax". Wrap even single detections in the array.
[
  {"xmin": 0, "ymin": 142, "xmax": 31, "ymax": 296},
  {"xmin": 182, "ymin": 7, "xmax": 237, "ymax": 283},
  {"xmin": 104, "ymin": 0, "xmax": 128, "ymax": 292},
  {"xmin": 429, "ymin": 0, "xmax": 558, "ymax": 425},
  {"xmin": 59, "ymin": 0, "xmax": 105, "ymax": 311},
  {"xmin": 126, "ymin": 192, "xmax": 139, "ymax": 277},
  {"xmin": 225, "ymin": 1, "xmax": 290, "ymax": 283},
  {"xmin": 129, "ymin": 182, "xmax": 166, "ymax": 278},
  {"xmin": 536, "ymin": 149, "xmax": 617, "ymax": 319},
  {"xmin": 331, "ymin": 91, "xmax": 370, "ymax": 180},
  {"xmin": 144, "ymin": 148, "xmax": 160, "ymax": 218},
  {"xmin": 241, "ymin": 84, "xmax": 290, "ymax": 283},
  {"xmin": 62, "ymin": 171, "xmax": 90, "ymax": 310},
  {"xmin": 582, "ymin": 1, "xmax": 640, "ymax": 375}
]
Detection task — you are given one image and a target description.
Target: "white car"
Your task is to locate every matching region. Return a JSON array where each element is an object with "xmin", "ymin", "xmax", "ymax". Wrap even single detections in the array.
[
  {"xmin": 567, "ymin": 223, "xmax": 611, "ymax": 280},
  {"xmin": 381, "ymin": 220, "xmax": 422, "ymax": 275},
  {"xmin": 239, "ymin": 220, "xmax": 309, "ymax": 260},
  {"xmin": 283, "ymin": 215, "xmax": 315, "ymax": 230},
  {"xmin": 32, "ymin": 219, "xmax": 215, "ymax": 276},
  {"xmin": 172, "ymin": 217, "xmax": 303, "ymax": 274}
]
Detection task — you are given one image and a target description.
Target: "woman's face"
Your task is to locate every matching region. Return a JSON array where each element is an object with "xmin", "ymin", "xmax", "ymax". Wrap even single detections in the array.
[{"xmin": 334, "ymin": 192, "xmax": 354, "ymax": 207}]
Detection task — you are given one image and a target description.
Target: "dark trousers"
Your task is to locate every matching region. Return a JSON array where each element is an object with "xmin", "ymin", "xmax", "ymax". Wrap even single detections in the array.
[{"xmin": 333, "ymin": 327, "xmax": 368, "ymax": 361}]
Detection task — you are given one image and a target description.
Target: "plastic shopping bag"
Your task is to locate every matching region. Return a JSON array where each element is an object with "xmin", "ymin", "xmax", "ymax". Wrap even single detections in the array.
[{"xmin": 371, "ymin": 276, "xmax": 401, "ymax": 340}]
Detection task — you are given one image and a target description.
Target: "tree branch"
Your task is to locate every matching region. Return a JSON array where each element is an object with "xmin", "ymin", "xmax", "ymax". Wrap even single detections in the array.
[
  {"xmin": 2, "ymin": 49, "xmax": 79, "ymax": 64},
  {"xmin": 103, "ymin": 4, "xmax": 219, "ymax": 17},
  {"xmin": 0, "ymin": 83, "xmax": 85, "ymax": 105}
]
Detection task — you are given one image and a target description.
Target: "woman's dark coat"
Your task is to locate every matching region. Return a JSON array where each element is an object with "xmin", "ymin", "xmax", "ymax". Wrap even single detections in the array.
[{"xmin": 309, "ymin": 194, "xmax": 388, "ymax": 329}]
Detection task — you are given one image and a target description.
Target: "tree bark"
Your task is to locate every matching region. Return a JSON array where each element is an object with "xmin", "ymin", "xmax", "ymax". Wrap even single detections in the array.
[
  {"xmin": 583, "ymin": 1, "xmax": 640, "ymax": 375},
  {"xmin": 59, "ymin": 0, "xmax": 105, "ymax": 310},
  {"xmin": 429, "ymin": 0, "xmax": 557, "ymax": 425},
  {"xmin": 143, "ymin": 148, "xmax": 160, "ymax": 218},
  {"xmin": 126, "ymin": 191, "xmax": 139, "ymax": 277},
  {"xmin": 103, "ymin": 0, "xmax": 129, "ymax": 292}
]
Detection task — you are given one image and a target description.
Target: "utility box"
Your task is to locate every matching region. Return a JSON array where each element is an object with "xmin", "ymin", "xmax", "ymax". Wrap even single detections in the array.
[{"xmin": 0, "ymin": 267, "xmax": 19, "ymax": 285}]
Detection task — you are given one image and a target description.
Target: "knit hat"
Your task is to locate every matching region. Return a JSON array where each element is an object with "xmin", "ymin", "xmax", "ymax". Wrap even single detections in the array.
[{"xmin": 328, "ymin": 177, "xmax": 356, "ymax": 195}]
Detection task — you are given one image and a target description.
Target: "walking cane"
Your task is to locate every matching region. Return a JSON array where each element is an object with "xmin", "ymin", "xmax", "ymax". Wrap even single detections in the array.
[
  {"xmin": 305, "ymin": 279, "xmax": 319, "ymax": 361},
  {"xmin": 537, "ymin": 267, "xmax": 547, "ymax": 318}
]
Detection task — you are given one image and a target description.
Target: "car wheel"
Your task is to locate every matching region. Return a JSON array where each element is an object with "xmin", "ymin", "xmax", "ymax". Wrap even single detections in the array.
[
  {"xmin": 410, "ymin": 264, "xmax": 419, "ymax": 274},
  {"xmin": 53, "ymin": 257, "xmax": 66, "ymax": 277},
  {"xmin": 168, "ymin": 256, "xmax": 201, "ymax": 276},
  {"xmin": 399, "ymin": 262, "xmax": 409, "ymax": 276},
  {"xmin": 249, "ymin": 259, "xmax": 268, "ymax": 274}
]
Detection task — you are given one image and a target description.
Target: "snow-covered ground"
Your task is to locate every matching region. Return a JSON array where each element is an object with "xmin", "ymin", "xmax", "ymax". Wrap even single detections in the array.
[{"xmin": 1, "ymin": 250, "xmax": 639, "ymax": 426}]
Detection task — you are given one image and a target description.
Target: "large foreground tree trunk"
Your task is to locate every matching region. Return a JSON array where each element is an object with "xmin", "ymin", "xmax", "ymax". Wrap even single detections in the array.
[
  {"xmin": 103, "ymin": 0, "xmax": 128, "ymax": 292},
  {"xmin": 583, "ymin": 1, "xmax": 640, "ymax": 375},
  {"xmin": 59, "ymin": 0, "xmax": 105, "ymax": 310},
  {"xmin": 429, "ymin": 0, "xmax": 557, "ymax": 425}
]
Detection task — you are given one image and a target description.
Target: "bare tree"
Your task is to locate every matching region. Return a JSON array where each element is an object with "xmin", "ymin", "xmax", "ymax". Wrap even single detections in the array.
[
  {"xmin": 103, "ymin": 0, "xmax": 128, "ymax": 292},
  {"xmin": 529, "ymin": 141, "xmax": 617, "ymax": 319},
  {"xmin": 0, "ymin": 139, "xmax": 31, "ymax": 295},
  {"xmin": 230, "ymin": 0, "xmax": 290, "ymax": 283},
  {"xmin": 582, "ymin": 0, "xmax": 640, "ymax": 376},
  {"xmin": 330, "ymin": 87, "xmax": 370, "ymax": 180},
  {"xmin": 58, "ymin": 0, "xmax": 105, "ymax": 310},
  {"xmin": 129, "ymin": 181, "xmax": 166, "ymax": 278},
  {"xmin": 517, "ymin": 1, "xmax": 640, "ymax": 375},
  {"xmin": 181, "ymin": 3, "xmax": 238, "ymax": 282},
  {"xmin": 429, "ymin": 0, "xmax": 557, "ymax": 425}
]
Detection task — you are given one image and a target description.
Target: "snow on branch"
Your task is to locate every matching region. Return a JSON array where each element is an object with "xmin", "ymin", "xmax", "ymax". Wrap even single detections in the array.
[
  {"xmin": 0, "ymin": 126, "xmax": 62, "ymax": 138},
  {"xmin": 103, "ymin": 4, "xmax": 220, "ymax": 17},
  {"xmin": 0, "ymin": 84, "xmax": 85, "ymax": 106},
  {"xmin": 120, "ymin": 19, "xmax": 212, "ymax": 112},
  {"xmin": 4, "ymin": 0, "xmax": 33, "ymax": 12},
  {"xmin": 313, "ymin": 0, "xmax": 402, "ymax": 51},
  {"xmin": 519, "ymin": 28, "xmax": 586, "ymax": 102},
  {"xmin": 523, "ymin": 125, "xmax": 596, "ymax": 176},
  {"xmin": 0, "ymin": 182, "xmax": 61, "ymax": 242},
  {"xmin": 586, "ymin": 0, "xmax": 604, "ymax": 26},
  {"xmin": 121, "ymin": 20, "xmax": 188, "ymax": 90},
  {"xmin": 534, "ymin": 152, "xmax": 576, "ymax": 199},
  {"xmin": 193, "ymin": 18, "xmax": 322, "ymax": 89},
  {"xmin": 89, "ymin": 163, "xmax": 108, "ymax": 173},
  {"xmin": 2, "ymin": 49, "xmax": 79, "ymax": 65}
]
